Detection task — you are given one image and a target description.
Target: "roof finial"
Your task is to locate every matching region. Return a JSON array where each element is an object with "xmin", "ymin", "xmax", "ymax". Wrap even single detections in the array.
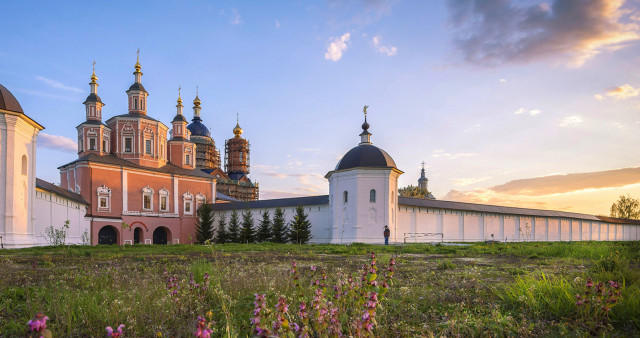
[
  {"xmin": 177, "ymin": 85, "xmax": 182, "ymax": 105},
  {"xmin": 421, "ymin": 161, "xmax": 425, "ymax": 170},
  {"xmin": 90, "ymin": 60, "xmax": 97, "ymax": 83},
  {"xmin": 363, "ymin": 105, "xmax": 369, "ymax": 117},
  {"xmin": 193, "ymin": 85, "xmax": 201, "ymax": 106},
  {"xmin": 134, "ymin": 48, "xmax": 141, "ymax": 71},
  {"xmin": 236, "ymin": 112, "xmax": 239, "ymax": 124},
  {"xmin": 361, "ymin": 105, "xmax": 370, "ymax": 132},
  {"xmin": 233, "ymin": 113, "xmax": 243, "ymax": 137}
]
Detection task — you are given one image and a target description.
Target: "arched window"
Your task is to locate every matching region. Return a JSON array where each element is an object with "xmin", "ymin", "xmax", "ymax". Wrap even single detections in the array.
[
  {"xmin": 370, "ymin": 189, "xmax": 376, "ymax": 203},
  {"xmin": 134, "ymin": 97, "xmax": 139, "ymax": 110},
  {"xmin": 343, "ymin": 191, "xmax": 348, "ymax": 204},
  {"xmin": 21, "ymin": 155, "xmax": 27, "ymax": 175}
]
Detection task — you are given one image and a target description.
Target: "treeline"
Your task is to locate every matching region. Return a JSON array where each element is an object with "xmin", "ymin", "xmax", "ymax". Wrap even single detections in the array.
[{"xmin": 195, "ymin": 205, "xmax": 312, "ymax": 245}]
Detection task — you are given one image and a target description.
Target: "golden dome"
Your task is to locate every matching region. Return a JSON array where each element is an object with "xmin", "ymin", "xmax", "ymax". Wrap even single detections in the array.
[
  {"xmin": 233, "ymin": 122, "xmax": 243, "ymax": 137},
  {"xmin": 193, "ymin": 94, "xmax": 201, "ymax": 106},
  {"xmin": 90, "ymin": 60, "xmax": 98, "ymax": 83},
  {"xmin": 177, "ymin": 86, "xmax": 183, "ymax": 105}
]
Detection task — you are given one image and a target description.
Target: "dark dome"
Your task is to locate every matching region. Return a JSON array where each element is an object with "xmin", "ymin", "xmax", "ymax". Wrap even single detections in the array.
[
  {"xmin": 172, "ymin": 114, "xmax": 187, "ymax": 123},
  {"xmin": 335, "ymin": 144, "xmax": 396, "ymax": 171},
  {"xmin": 128, "ymin": 82, "xmax": 147, "ymax": 92},
  {"xmin": 83, "ymin": 93, "xmax": 102, "ymax": 104},
  {"xmin": 187, "ymin": 120, "xmax": 211, "ymax": 137},
  {"xmin": 0, "ymin": 83, "xmax": 24, "ymax": 113}
]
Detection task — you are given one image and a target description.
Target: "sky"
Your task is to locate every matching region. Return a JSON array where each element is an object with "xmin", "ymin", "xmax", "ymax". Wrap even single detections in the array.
[{"xmin": 1, "ymin": 0, "xmax": 640, "ymax": 215}]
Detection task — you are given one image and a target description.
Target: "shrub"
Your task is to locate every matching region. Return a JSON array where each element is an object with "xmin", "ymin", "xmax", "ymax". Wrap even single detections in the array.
[
  {"xmin": 43, "ymin": 220, "xmax": 70, "ymax": 246},
  {"xmin": 436, "ymin": 259, "xmax": 456, "ymax": 271}
]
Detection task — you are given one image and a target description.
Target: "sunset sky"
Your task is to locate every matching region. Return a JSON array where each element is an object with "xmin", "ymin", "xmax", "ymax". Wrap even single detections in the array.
[{"xmin": 2, "ymin": 0, "xmax": 640, "ymax": 215}]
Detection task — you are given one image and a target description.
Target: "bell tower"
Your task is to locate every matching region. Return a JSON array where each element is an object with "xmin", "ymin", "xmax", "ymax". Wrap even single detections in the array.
[
  {"xmin": 418, "ymin": 161, "xmax": 428, "ymax": 191},
  {"xmin": 224, "ymin": 114, "xmax": 250, "ymax": 177},
  {"xmin": 77, "ymin": 62, "xmax": 111, "ymax": 157},
  {"xmin": 126, "ymin": 49, "xmax": 149, "ymax": 115}
]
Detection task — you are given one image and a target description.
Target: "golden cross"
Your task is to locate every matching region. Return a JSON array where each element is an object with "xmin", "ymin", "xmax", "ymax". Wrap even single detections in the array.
[
  {"xmin": 137, "ymin": 48, "xmax": 140, "ymax": 61},
  {"xmin": 178, "ymin": 85, "xmax": 181, "ymax": 96}
]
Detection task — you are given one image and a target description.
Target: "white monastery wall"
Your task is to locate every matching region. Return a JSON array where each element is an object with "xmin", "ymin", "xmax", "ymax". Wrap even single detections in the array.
[{"xmin": 33, "ymin": 190, "xmax": 91, "ymax": 245}]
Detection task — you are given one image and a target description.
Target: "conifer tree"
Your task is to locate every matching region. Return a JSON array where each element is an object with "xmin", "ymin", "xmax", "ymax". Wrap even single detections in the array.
[
  {"xmin": 195, "ymin": 204, "xmax": 215, "ymax": 244},
  {"xmin": 256, "ymin": 210, "xmax": 272, "ymax": 242},
  {"xmin": 271, "ymin": 207, "xmax": 288, "ymax": 243},
  {"xmin": 240, "ymin": 209, "xmax": 256, "ymax": 243},
  {"xmin": 289, "ymin": 205, "xmax": 312, "ymax": 244},
  {"xmin": 216, "ymin": 214, "xmax": 228, "ymax": 244},
  {"xmin": 227, "ymin": 209, "xmax": 240, "ymax": 243}
]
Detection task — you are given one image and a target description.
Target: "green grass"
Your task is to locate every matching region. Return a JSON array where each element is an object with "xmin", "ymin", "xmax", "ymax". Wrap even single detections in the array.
[{"xmin": 1, "ymin": 241, "xmax": 638, "ymax": 336}]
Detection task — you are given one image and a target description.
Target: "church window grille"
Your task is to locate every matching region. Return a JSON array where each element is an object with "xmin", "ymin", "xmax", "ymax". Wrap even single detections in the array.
[
  {"xmin": 370, "ymin": 189, "xmax": 376, "ymax": 203},
  {"xmin": 125, "ymin": 137, "xmax": 133, "ymax": 153},
  {"xmin": 89, "ymin": 138, "xmax": 96, "ymax": 151},
  {"xmin": 142, "ymin": 186, "xmax": 154, "ymax": 211},
  {"xmin": 343, "ymin": 191, "xmax": 348, "ymax": 204},
  {"xmin": 185, "ymin": 154, "xmax": 191, "ymax": 165},
  {"xmin": 145, "ymin": 139, "xmax": 152, "ymax": 155},
  {"xmin": 134, "ymin": 97, "xmax": 138, "ymax": 110},
  {"xmin": 102, "ymin": 140, "xmax": 107, "ymax": 152},
  {"xmin": 159, "ymin": 188, "xmax": 169, "ymax": 212},
  {"xmin": 183, "ymin": 192, "xmax": 194, "ymax": 215},
  {"xmin": 97, "ymin": 185, "xmax": 111, "ymax": 212}
]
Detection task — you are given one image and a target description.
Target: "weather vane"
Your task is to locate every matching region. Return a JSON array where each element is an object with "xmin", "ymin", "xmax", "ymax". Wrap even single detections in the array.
[
  {"xmin": 178, "ymin": 85, "xmax": 181, "ymax": 96},
  {"xmin": 421, "ymin": 161, "xmax": 425, "ymax": 169},
  {"xmin": 363, "ymin": 105, "xmax": 369, "ymax": 116}
]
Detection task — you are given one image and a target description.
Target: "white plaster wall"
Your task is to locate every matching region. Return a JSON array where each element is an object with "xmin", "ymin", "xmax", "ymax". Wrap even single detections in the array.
[
  {"xmin": 571, "ymin": 220, "xmax": 580, "ymax": 241},
  {"xmin": 0, "ymin": 113, "xmax": 40, "ymax": 248},
  {"xmin": 215, "ymin": 204, "xmax": 331, "ymax": 243},
  {"xmin": 33, "ymin": 190, "xmax": 91, "ymax": 245}
]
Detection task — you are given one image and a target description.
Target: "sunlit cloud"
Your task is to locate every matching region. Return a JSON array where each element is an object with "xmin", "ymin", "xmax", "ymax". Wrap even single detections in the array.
[
  {"xmin": 499, "ymin": 78, "xmax": 507, "ymax": 83},
  {"xmin": 372, "ymin": 35, "xmax": 397, "ymax": 56},
  {"xmin": 230, "ymin": 8, "xmax": 242, "ymax": 25},
  {"xmin": 447, "ymin": 0, "xmax": 640, "ymax": 67},
  {"xmin": 514, "ymin": 107, "xmax": 542, "ymax": 116},
  {"xmin": 325, "ymin": 33, "xmax": 351, "ymax": 62},
  {"xmin": 444, "ymin": 167, "xmax": 640, "ymax": 214},
  {"xmin": 559, "ymin": 115, "xmax": 583, "ymax": 127},
  {"xmin": 38, "ymin": 133, "xmax": 77, "ymax": 153},
  {"xmin": 594, "ymin": 94, "xmax": 606, "ymax": 101},
  {"xmin": 431, "ymin": 150, "xmax": 478, "ymax": 159},
  {"xmin": 35, "ymin": 76, "xmax": 83, "ymax": 93},
  {"xmin": 605, "ymin": 84, "xmax": 640, "ymax": 99},
  {"xmin": 452, "ymin": 176, "xmax": 492, "ymax": 187}
]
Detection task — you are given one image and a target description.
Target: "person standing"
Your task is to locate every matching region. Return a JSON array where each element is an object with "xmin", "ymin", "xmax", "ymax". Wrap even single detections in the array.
[{"xmin": 384, "ymin": 225, "xmax": 390, "ymax": 245}]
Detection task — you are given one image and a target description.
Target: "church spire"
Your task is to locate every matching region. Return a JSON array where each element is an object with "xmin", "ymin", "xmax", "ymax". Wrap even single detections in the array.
[
  {"xmin": 233, "ymin": 113, "xmax": 243, "ymax": 138},
  {"xmin": 176, "ymin": 86, "xmax": 183, "ymax": 115},
  {"xmin": 83, "ymin": 60, "xmax": 104, "ymax": 121},
  {"xmin": 359, "ymin": 105, "xmax": 372, "ymax": 145},
  {"xmin": 418, "ymin": 161, "xmax": 429, "ymax": 191},
  {"xmin": 192, "ymin": 87, "xmax": 202, "ymax": 121},
  {"xmin": 126, "ymin": 49, "xmax": 148, "ymax": 114}
]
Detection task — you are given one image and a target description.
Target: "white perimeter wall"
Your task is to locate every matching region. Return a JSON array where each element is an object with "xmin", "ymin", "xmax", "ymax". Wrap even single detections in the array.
[
  {"xmin": 397, "ymin": 205, "xmax": 640, "ymax": 243},
  {"xmin": 33, "ymin": 189, "xmax": 91, "ymax": 246},
  {"xmin": 214, "ymin": 204, "xmax": 332, "ymax": 243}
]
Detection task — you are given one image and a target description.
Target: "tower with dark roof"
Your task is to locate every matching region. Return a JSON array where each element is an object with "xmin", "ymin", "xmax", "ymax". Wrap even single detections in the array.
[
  {"xmin": 224, "ymin": 116, "xmax": 250, "ymax": 179},
  {"xmin": 126, "ymin": 50, "xmax": 149, "ymax": 116},
  {"xmin": 418, "ymin": 162, "xmax": 428, "ymax": 191},
  {"xmin": 168, "ymin": 88, "xmax": 196, "ymax": 169},
  {"xmin": 325, "ymin": 107, "xmax": 403, "ymax": 244},
  {"xmin": 77, "ymin": 63, "xmax": 111, "ymax": 157}
]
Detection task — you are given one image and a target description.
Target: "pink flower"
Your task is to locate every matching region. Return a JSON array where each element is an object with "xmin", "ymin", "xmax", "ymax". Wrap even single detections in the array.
[
  {"xmin": 27, "ymin": 313, "xmax": 48, "ymax": 332},
  {"xmin": 106, "ymin": 324, "xmax": 125, "ymax": 337}
]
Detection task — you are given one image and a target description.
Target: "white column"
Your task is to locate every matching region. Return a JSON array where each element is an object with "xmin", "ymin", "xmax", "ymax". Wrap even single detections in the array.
[
  {"xmin": 499, "ymin": 215, "xmax": 505, "ymax": 241},
  {"xmin": 531, "ymin": 217, "xmax": 536, "ymax": 242},
  {"xmin": 173, "ymin": 177, "xmax": 179, "ymax": 213},
  {"xmin": 569, "ymin": 219, "xmax": 573, "ymax": 241},
  {"xmin": 122, "ymin": 170, "xmax": 128, "ymax": 212},
  {"xmin": 479, "ymin": 214, "xmax": 485, "ymax": 241},
  {"xmin": 545, "ymin": 218, "xmax": 549, "ymax": 241},
  {"xmin": 458, "ymin": 213, "xmax": 464, "ymax": 241},
  {"xmin": 515, "ymin": 216, "xmax": 520, "ymax": 241}
]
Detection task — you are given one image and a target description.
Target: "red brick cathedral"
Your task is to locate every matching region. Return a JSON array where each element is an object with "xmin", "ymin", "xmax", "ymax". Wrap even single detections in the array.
[{"xmin": 58, "ymin": 56, "xmax": 256, "ymax": 245}]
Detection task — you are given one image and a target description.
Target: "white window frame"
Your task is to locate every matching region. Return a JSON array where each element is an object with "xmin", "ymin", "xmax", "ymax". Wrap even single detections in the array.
[
  {"xmin": 89, "ymin": 137, "xmax": 97, "ymax": 151},
  {"xmin": 97, "ymin": 185, "xmax": 111, "ymax": 213},
  {"xmin": 159, "ymin": 188, "xmax": 169, "ymax": 212},
  {"xmin": 370, "ymin": 189, "xmax": 376, "ymax": 203},
  {"xmin": 124, "ymin": 137, "xmax": 133, "ymax": 153},
  {"xmin": 145, "ymin": 139, "xmax": 153, "ymax": 155},
  {"xmin": 183, "ymin": 192, "xmax": 194, "ymax": 216},
  {"xmin": 196, "ymin": 193, "xmax": 206, "ymax": 211},
  {"xmin": 185, "ymin": 154, "xmax": 190, "ymax": 166},
  {"xmin": 142, "ymin": 186, "xmax": 154, "ymax": 211}
]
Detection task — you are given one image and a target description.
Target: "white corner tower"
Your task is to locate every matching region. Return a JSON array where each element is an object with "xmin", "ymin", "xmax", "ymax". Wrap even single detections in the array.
[
  {"xmin": 0, "ymin": 84, "xmax": 44, "ymax": 248},
  {"xmin": 325, "ymin": 106, "xmax": 403, "ymax": 244}
]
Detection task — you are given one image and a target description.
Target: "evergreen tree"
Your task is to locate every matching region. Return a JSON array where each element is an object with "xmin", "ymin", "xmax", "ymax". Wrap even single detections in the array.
[
  {"xmin": 288, "ymin": 205, "xmax": 312, "ymax": 244},
  {"xmin": 195, "ymin": 204, "xmax": 215, "ymax": 244},
  {"xmin": 216, "ymin": 214, "xmax": 228, "ymax": 244},
  {"xmin": 239, "ymin": 209, "xmax": 256, "ymax": 243},
  {"xmin": 227, "ymin": 210, "xmax": 240, "ymax": 243},
  {"xmin": 255, "ymin": 210, "xmax": 272, "ymax": 242},
  {"xmin": 271, "ymin": 207, "xmax": 288, "ymax": 243}
]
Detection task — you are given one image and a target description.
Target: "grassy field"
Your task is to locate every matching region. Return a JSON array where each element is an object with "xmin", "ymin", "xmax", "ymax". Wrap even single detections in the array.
[{"xmin": 1, "ymin": 241, "xmax": 639, "ymax": 337}]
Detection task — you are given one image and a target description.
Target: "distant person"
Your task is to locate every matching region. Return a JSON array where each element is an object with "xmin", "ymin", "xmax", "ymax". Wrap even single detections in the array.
[{"xmin": 384, "ymin": 225, "xmax": 390, "ymax": 245}]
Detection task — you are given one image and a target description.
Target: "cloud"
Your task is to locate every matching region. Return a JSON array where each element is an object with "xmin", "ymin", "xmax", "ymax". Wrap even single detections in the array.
[
  {"xmin": 230, "ymin": 8, "xmax": 242, "ymax": 25},
  {"xmin": 35, "ymin": 76, "xmax": 83, "ymax": 93},
  {"xmin": 499, "ymin": 78, "xmax": 507, "ymax": 83},
  {"xmin": 605, "ymin": 84, "xmax": 640, "ymax": 99},
  {"xmin": 559, "ymin": 115, "xmax": 583, "ymax": 127},
  {"xmin": 513, "ymin": 108, "xmax": 541, "ymax": 116},
  {"xmin": 431, "ymin": 150, "xmax": 478, "ymax": 159},
  {"xmin": 325, "ymin": 33, "xmax": 351, "ymax": 61},
  {"xmin": 594, "ymin": 94, "xmax": 606, "ymax": 101},
  {"xmin": 38, "ymin": 133, "xmax": 77, "ymax": 153},
  {"xmin": 275, "ymin": 19, "xmax": 280, "ymax": 28},
  {"xmin": 452, "ymin": 176, "xmax": 492, "ymax": 187},
  {"xmin": 372, "ymin": 35, "xmax": 397, "ymax": 56},
  {"xmin": 260, "ymin": 190, "xmax": 309, "ymax": 199},
  {"xmin": 447, "ymin": 0, "xmax": 640, "ymax": 67},
  {"xmin": 13, "ymin": 88, "xmax": 76, "ymax": 101},
  {"xmin": 443, "ymin": 166, "xmax": 640, "ymax": 213}
]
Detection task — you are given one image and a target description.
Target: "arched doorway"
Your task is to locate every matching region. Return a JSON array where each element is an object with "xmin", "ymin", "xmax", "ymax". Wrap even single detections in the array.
[
  {"xmin": 134, "ymin": 227, "xmax": 143, "ymax": 244},
  {"xmin": 98, "ymin": 226, "xmax": 118, "ymax": 245},
  {"xmin": 153, "ymin": 227, "xmax": 168, "ymax": 244}
]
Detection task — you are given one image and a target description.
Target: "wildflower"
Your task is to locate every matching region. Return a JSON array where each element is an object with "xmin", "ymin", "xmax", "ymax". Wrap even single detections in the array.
[
  {"xmin": 27, "ymin": 313, "xmax": 49, "ymax": 332},
  {"xmin": 311, "ymin": 266, "xmax": 317, "ymax": 271},
  {"xmin": 194, "ymin": 316, "xmax": 212, "ymax": 338},
  {"xmin": 106, "ymin": 324, "xmax": 125, "ymax": 337}
]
